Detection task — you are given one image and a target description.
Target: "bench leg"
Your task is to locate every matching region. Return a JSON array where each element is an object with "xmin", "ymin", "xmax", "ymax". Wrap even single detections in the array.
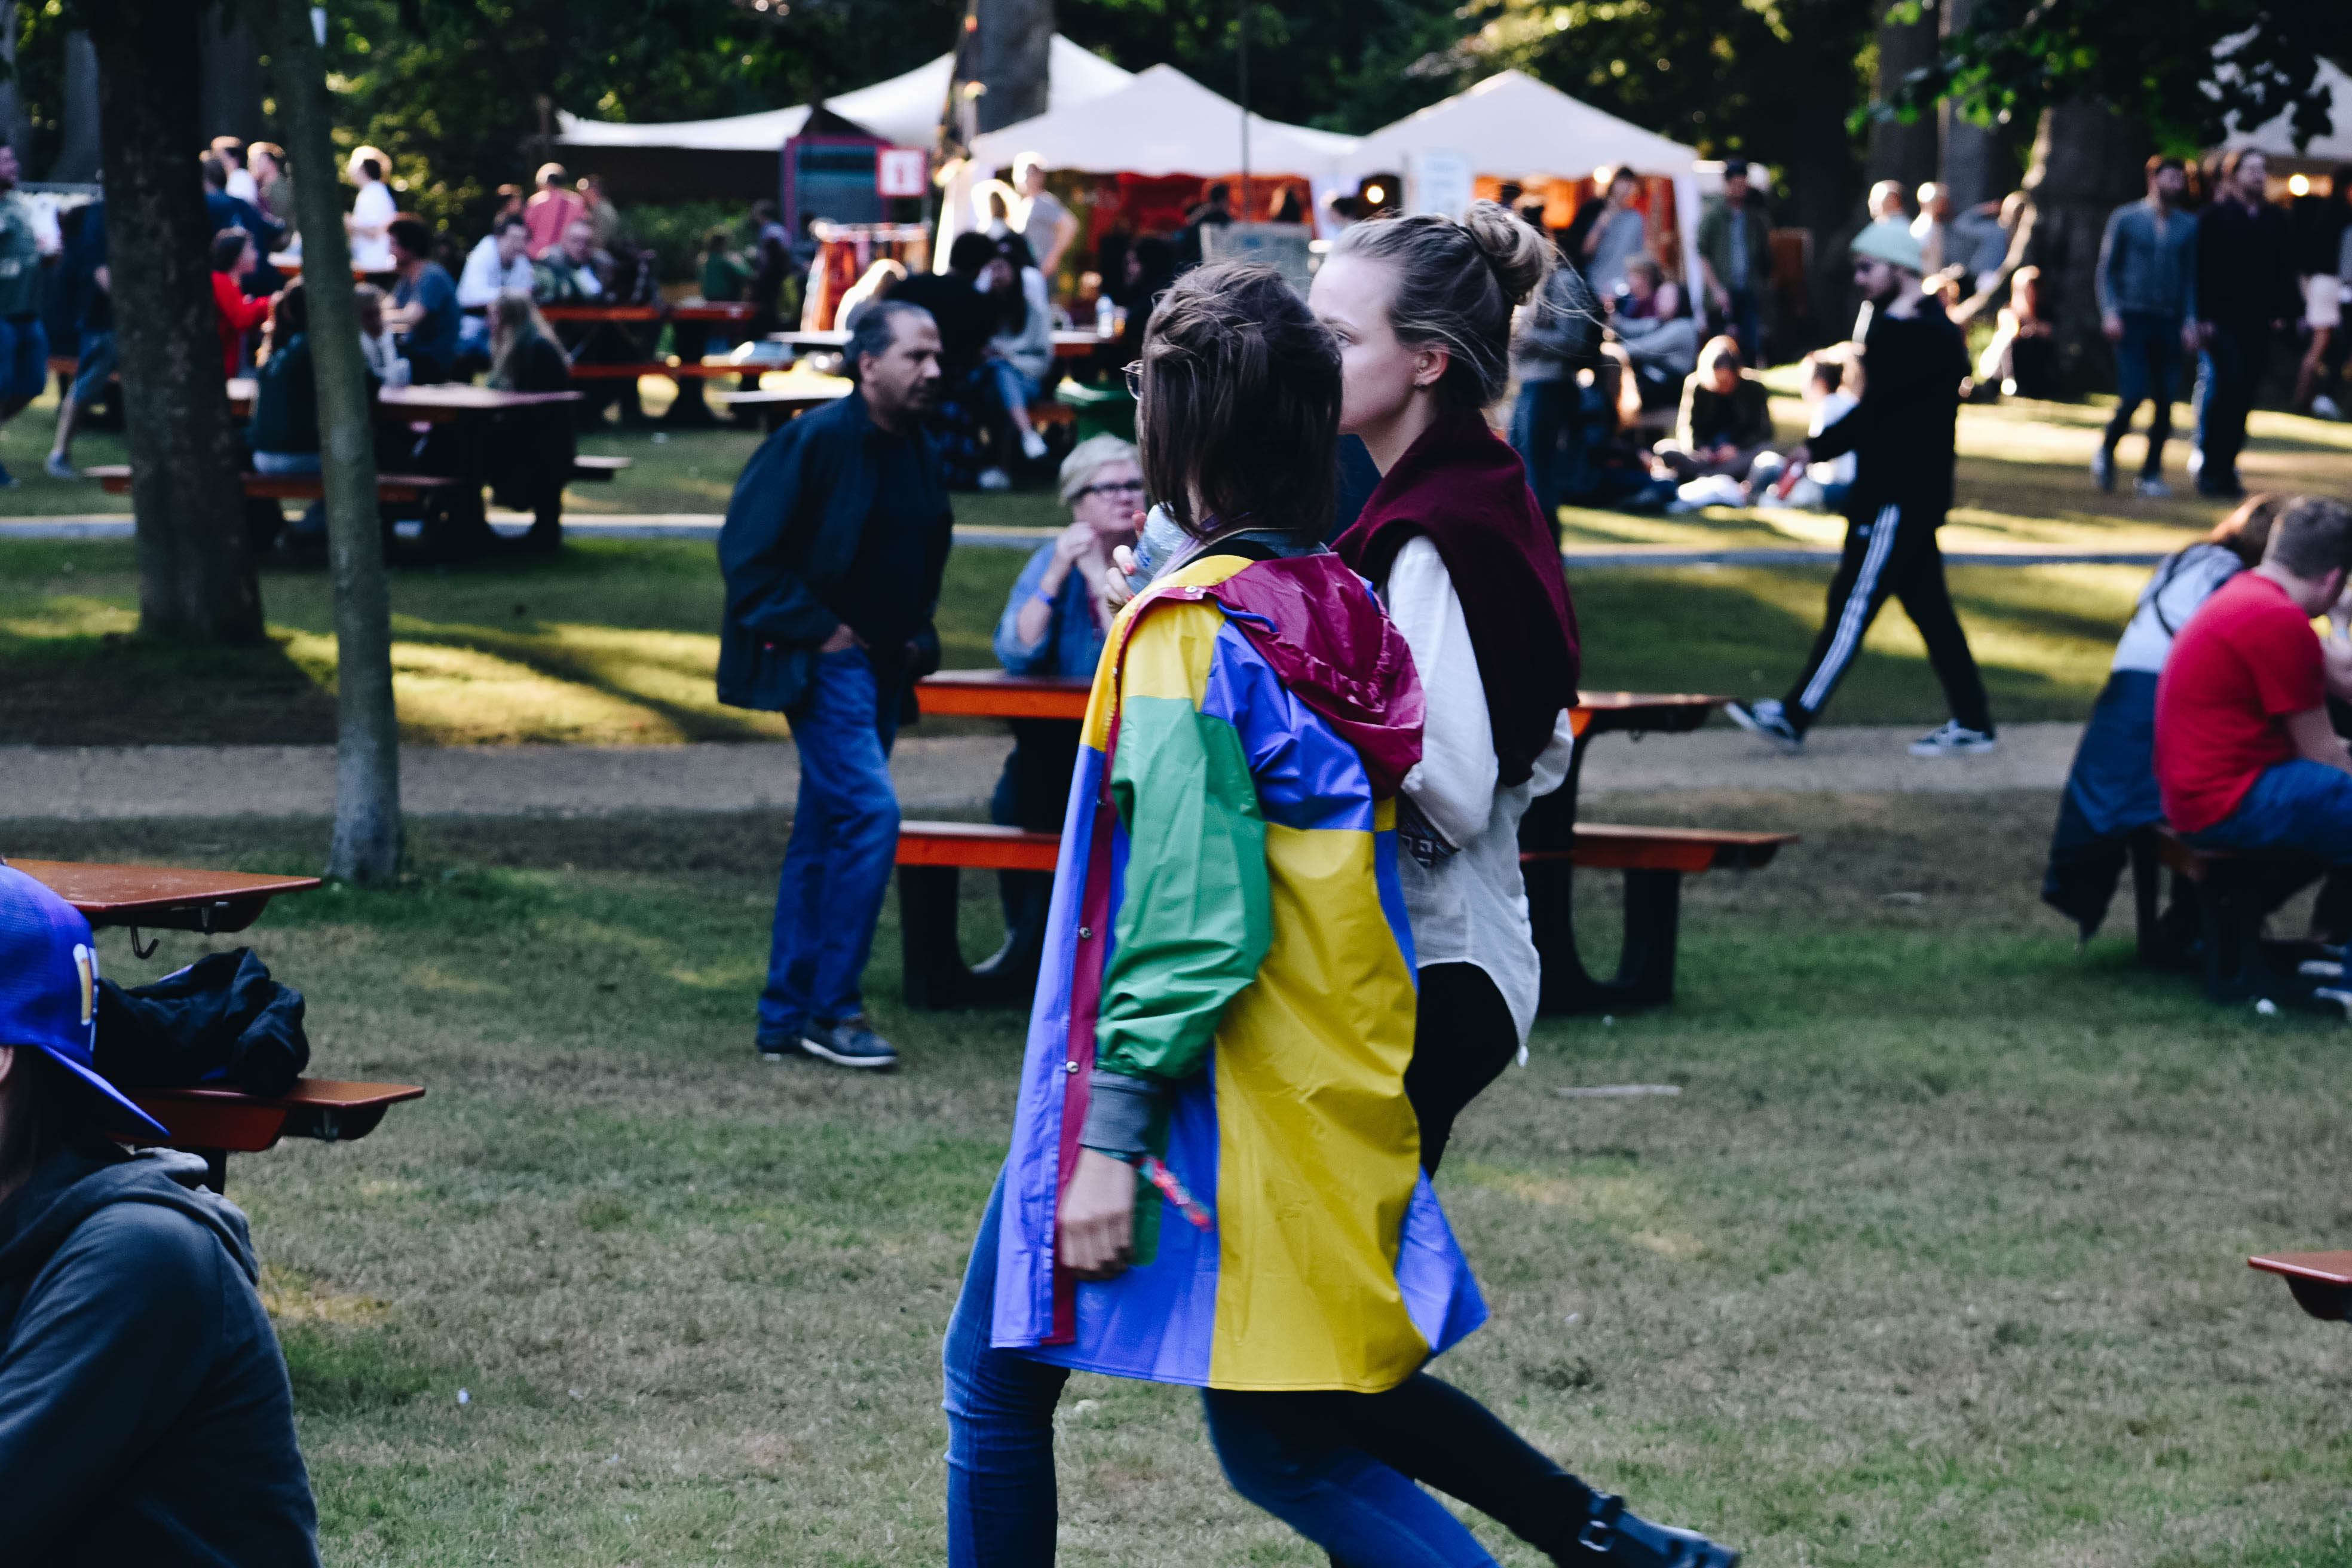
[
  {"xmin": 200, "ymin": 1149, "xmax": 228, "ymax": 1195},
  {"xmin": 898, "ymin": 864, "xmax": 967, "ymax": 1011},
  {"xmin": 1527, "ymin": 856, "xmax": 1603, "ymax": 1014},
  {"xmin": 1612, "ymin": 868, "xmax": 1683, "ymax": 1007}
]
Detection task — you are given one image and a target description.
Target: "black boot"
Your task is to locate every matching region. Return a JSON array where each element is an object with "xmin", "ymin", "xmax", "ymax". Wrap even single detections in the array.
[{"xmin": 1569, "ymin": 1494, "xmax": 1738, "ymax": 1568}]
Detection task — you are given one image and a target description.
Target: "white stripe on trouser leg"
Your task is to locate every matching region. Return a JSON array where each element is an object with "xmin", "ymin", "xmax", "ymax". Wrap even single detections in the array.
[{"xmin": 1800, "ymin": 504, "xmax": 1901, "ymax": 714}]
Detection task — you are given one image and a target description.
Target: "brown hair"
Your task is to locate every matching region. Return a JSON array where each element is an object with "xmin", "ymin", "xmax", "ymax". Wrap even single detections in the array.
[
  {"xmin": 1328, "ymin": 199, "xmax": 1552, "ymax": 409},
  {"xmin": 1698, "ymin": 334, "xmax": 1743, "ymax": 375},
  {"xmin": 488, "ymin": 290, "xmax": 566, "ymax": 389},
  {"xmin": 210, "ymin": 228, "xmax": 251, "ymax": 272},
  {"xmin": 262, "ymin": 278, "xmax": 307, "ymax": 362},
  {"xmin": 0, "ymin": 1048, "xmax": 83, "ymax": 1193},
  {"xmin": 1135, "ymin": 261, "xmax": 1339, "ymax": 540},
  {"xmin": 2210, "ymin": 494, "xmax": 2284, "ymax": 568},
  {"xmin": 2265, "ymin": 497, "xmax": 2352, "ymax": 578}
]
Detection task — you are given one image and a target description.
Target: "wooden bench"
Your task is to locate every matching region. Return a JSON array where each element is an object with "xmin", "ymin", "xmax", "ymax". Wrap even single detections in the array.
[
  {"xmin": 87, "ymin": 464, "xmax": 466, "ymax": 507},
  {"xmin": 2132, "ymin": 827, "xmax": 2347, "ymax": 1010},
  {"xmin": 2251, "ymin": 1251, "xmax": 2352, "ymax": 1321},
  {"xmin": 566, "ymin": 360, "xmax": 752, "ymax": 381},
  {"xmin": 712, "ymin": 387, "xmax": 852, "ymax": 431},
  {"xmin": 891, "ymin": 819, "xmax": 1794, "ymax": 1013},
  {"xmin": 129, "ymin": 1078, "xmax": 427, "ymax": 1194},
  {"xmin": 570, "ymin": 455, "xmax": 631, "ymax": 482}
]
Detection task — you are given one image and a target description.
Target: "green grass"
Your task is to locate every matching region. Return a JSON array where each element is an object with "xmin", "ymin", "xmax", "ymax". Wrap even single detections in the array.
[
  {"xmin": 11, "ymin": 795, "xmax": 2352, "ymax": 1565},
  {"xmin": 8, "ymin": 378, "xmax": 2352, "ymax": 743}
]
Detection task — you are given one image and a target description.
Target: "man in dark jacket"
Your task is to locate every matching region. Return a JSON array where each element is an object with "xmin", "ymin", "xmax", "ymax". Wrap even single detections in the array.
[
  {"xmin": 2192, "ymin": 148, "xmax": 2298, "ymax": 498},
  {"xmin": 1728, "ymin": 218, "xmax": 1993, "ymax": 757},
  {"xmin": 718, "ymin": 299, "xmax": 952, "ymax": 1071},
  {"xmin": 0, "ymin": 864, "xmax": 318, "ymax": 1564}
]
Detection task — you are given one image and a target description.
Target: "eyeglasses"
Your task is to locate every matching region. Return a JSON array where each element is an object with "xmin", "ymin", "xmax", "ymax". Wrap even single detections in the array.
[
  {"xmin": 1122, "ymin": 362, "xmax": 1146, "ymax": 397},
  {"xmin": 1079, "ymin": 480, "xmax": 1146, "ymax": 500}
]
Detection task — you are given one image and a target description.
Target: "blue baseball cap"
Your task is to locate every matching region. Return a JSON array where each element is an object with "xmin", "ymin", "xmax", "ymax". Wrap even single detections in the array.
[{"xmin": 0, "ymin": 865, "xmax": 169, "ymax": 1139}]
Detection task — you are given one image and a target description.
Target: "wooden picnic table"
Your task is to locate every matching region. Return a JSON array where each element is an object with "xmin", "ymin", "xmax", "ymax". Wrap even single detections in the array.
[
  {"xmin": 2251, "ymin": 1251, "xmax": 2352, "ymax": 1321},
  {"xmin": 376, "ymin": 383, "xmax": 582, "ymax": 423},
  {"xmin": 10, "ymin": 859, "xmax": 422, "ymax": 1191},
  {"xmin": 710, "ymin": 384, "xmax": 852, "ymax": 433},
  {"xmin": 771, "ymin": 328, "xmax": 1105, "ymax": 360}
]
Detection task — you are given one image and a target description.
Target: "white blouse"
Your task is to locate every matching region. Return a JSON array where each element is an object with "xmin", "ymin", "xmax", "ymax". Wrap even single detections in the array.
[{"xmin": 1383, "ymin": 535, "xmax": 1576, "ymax": 1048}]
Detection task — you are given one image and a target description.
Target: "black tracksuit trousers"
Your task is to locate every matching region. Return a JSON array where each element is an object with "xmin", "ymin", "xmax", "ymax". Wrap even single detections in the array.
[{"xmin": 1781, "ymin": 500, "xmax": 1994, "ymax": 736}]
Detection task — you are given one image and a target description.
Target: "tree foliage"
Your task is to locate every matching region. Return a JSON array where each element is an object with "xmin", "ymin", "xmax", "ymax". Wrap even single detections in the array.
[{"xmin": 1889, "ymin": 0, "xmax": 2347, "ymax": 151}]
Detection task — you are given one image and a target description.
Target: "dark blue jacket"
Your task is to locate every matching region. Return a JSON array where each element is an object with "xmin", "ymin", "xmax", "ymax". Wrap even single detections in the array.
[
  {"xmin": 716, "ymin": 391, "xmax": 953, "ymax": 713},
  {"xmin": 0, "ymin": 1141, "xmax": 318, "ymax": 1564}
]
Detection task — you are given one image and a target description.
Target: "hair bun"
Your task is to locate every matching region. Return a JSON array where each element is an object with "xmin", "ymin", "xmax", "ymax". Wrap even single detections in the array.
[{"xmin": 1459, "ymin": 198, "xmax": 1552, "ymax": 308}]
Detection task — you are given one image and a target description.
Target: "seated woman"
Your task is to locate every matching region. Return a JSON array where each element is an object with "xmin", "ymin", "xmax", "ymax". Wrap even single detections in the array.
[
  {"xmin": 1654, "ymin": 334, "xmax": 1776, "ymax": 483},
  {"xmin": 2044, "ymin": 495, "xmax": 2282, "ymax": 942},
  {"xmin": 980, "ymin": 433, "xmax": 1142, "ymax": 981},
  {"xmin": 481, "ymin": 290, "xmax": 577, "ymax": 551},
  {"xmin": 351, "ymin": 284, "xmax": 412, "ymax": 390},
  {"xmin": 1759, "ymin": 350, "xmax": 1861, "ymax": 512},
  {"xmin": 210, "ymin": 228, "xmax": 274, "ymax": 380},
  {"xmin": 1610, "ymin": 255, "xmax": 1698, "ymax": 409},
  {"xmin": 0, "ymin": 866, "xmax": 318, "ymax": 1563},
  {"xmin": 247, "ymin": 280, "xmax": 325, "ymax": 549},
  {"xmin": 1977, "ymin": 265, "xmax": 2059, "ymax": 400},
  {"xmin": 978, "ymin": 235, "xmax": 1055, "ymax": 488}
]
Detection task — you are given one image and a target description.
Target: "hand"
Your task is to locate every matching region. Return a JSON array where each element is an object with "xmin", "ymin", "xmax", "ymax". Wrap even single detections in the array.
[
  {"xmin": 1051, "ymin": 520, "xmax": 1094, "ymax": 569},
  {"xmin": 818, "ymin": 623, "xmax": 860, "ymax": 654},
  {"xmin": 93, "ymin": 265, "xmax": 109, "ymax": 293},
  {"xmin": 1709, "ymin": 285, "xmax": 1729, "ymax": 313},
  {"xmin": 1058, "ymin": 1149, "xmax": 1137, "ymax": 1281},
  {"xmin": 1104, "ymin": 544, "xmax": 1140, "ymax": 610},
  {"xmin": 2102, "ymin": 313, "xmax": 2124, "ymax": 343}
]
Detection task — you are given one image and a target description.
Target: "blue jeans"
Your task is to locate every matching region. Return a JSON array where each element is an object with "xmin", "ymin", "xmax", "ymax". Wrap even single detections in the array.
[
  {"xmin": 1509, "ymin": 378, "xmax": 1578, "ymax": 531},
  {"xmin": 2192, "ymin": 323, "xmax": 2268, "ymax": 491},
  {"xmin": 457, "ymin": 316, "xmax": 492, "ymax": 360},
  {"xmin": 0, "ymin": 313, "xmax": 48, "ymax": 408},
  {"xmin": 2185, "ymin": 760, "xmax": 2352, "ymax": 865},
  {"xmin": 758, "ymin": 645, "xmax": 904, "ymax": 1040},
  {"xmin": 1711, "ymin": 287, "xmax": 1762, "ymax": 368},
  {"xmin": 2105, "ymin": 313, "xmax": 2182, "ymax": 475},
  {"xmin": 69, "ymin": 329, "xmax": 117, "ymax": 408},
  {"xmin": 943, "ymin": 1169, "xmax": 1070, "ymax": 1567}
]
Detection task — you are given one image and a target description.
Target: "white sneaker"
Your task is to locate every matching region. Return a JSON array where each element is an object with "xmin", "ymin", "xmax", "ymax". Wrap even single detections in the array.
[
  {"xmin": 977, "ymin": 467, "xmax": 1012, "ymax": 491},
  {"xmin": 1020, "ymin": 428, "xmax": 1049, "ymax": 462},
  {"xmin": 2134, "ymin": 476, "xmax": 2172, "ymax": 498},
  {"xmin": 2315, "ymin": 395, "xmax": 2344, "ymax": 421},
  {"xmin": 1725, "ymin": 697, "xmax": 1802, "ymax": 751},
  {"xmin": 2090, "ymin": 449, "xmax": 2115, "ymax": 492},
  {"xmin": 1909, "ymin": 720, "xmax": 1998, "ymax": 757}
]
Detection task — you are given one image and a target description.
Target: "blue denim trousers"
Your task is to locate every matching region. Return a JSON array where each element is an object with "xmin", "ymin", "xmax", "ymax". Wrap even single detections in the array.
[
  {"xmin": 2104, "ymin": 313, "xmax": 2182, "ymax": 474},
  {"xmin": 2185, "ymin": 760, "xmax": 2352, "ymax": 865},
  {"xmin": 0, "ymin": 313, "xmax": 48, "ymax": 408},
  {"xmin": 1509, "ymin": 378, "xmax": 1578, "ymax": 530},
  {"xmin": 758, "ymin": 645, "xmax": 904, "ymax": 1040},
  {"xmin": 943, "ymin": 1172, "xmax": 1512, "ymax": 1567}
]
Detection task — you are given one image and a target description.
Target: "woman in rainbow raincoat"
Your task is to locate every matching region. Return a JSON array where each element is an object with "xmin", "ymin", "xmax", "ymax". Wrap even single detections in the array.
[{"xmin": 943, "ymin": 261, "xmax": 1499, "ymax": 1567}]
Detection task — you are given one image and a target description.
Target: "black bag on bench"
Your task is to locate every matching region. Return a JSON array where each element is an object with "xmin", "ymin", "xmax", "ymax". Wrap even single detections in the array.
[{"xmin": 96, "ymin": 948, "xmax": 310, "ymax": 1095}]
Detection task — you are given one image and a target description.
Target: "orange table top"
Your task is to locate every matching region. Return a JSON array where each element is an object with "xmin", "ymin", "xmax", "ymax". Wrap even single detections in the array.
[
  {"xmin": 127, "ymin": 1078, "xmax": 426, "ymax": 1155},
  {"xmin": 2251, "ymin": 1251, "xmax": 2352, "ymax": 1287},
  {"xmin": 11, "ymin": 859, "xmax": 321, "ymax": 935},
  {"xmin": 915, "ymin": 672, "xmax": 1725, "ymax": 733}
]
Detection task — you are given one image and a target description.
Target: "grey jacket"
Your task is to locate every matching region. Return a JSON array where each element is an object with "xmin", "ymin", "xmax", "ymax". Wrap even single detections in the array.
[
  {"xmin": 2097, "ymin": 200, "xmax": 2198, "ymax": 320},
  {"xmin": 1510, "ymin": 264, "xmax": 1604, "ymax": 384}
]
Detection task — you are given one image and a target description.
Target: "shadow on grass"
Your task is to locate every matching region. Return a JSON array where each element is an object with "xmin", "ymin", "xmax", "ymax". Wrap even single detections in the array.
[{"xmin": 0, "ymin": 631, "xmax": 339, "ymax": 746}]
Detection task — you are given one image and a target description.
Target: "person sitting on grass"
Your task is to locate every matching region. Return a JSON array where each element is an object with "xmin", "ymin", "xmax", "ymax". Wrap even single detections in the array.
[
  {"xmin": 2045, "ymin": 495, "xmax": 2282, "ymax": 942},
  {"xmin": 981, "ymin": 434, "xmax": 1143, "ymax": 982},
  {"xmin": 2158, "ymin": 497, "xmax": 2352, "ymax": 932},
  {"xmin": 209, "ymin": 228, "xmax": 274, "ymax": 381},
  {"xmin": 1653, "ymin": 333, "xmax": 1775, "ymax": 485},
  {"xmin": 0, "ymin": 865, "xmax": 320, "ymax": 1563},
  {"xmin": 1609, "ymin": 255, "xmax": 1698, "ymax": 408},
  {"xmin": 1756, "ymin": 350, "xmax": 1860, "ymax": 513}
]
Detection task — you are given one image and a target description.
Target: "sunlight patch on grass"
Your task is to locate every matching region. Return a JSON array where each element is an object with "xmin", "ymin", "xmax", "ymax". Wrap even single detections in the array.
[{"xmin": 1, "ymin": 596, "xmax": 140, "ymax": 639}]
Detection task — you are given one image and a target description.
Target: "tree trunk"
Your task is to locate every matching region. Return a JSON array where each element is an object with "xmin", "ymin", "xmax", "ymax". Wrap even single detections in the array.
[
  {"xmin": 269, "ymin": 0, "xmax": 403, "ymax": 882},
  {"xmin": 973, "ymin": 0, "xmax": 1051, "ymax": 133},
  {"xmin": 198, "ymin": 4, "xmax": 265, "ymax": 145},
  {"xmin": 0, "ymin": 5, "xmax": 30, "ymax": 167},
  {"xmin": 1787, "ymin": 90, "xmax": 1860, "ymax": 348},
  {"xmin": 1937, "ymin": 0, "xmax": 2002, "ymax": 210},
  {"xmin": 2005, "ymin": 102, "xmax": 2149, "ymax": 381},
  {"xmin": 85, "ymin": 0, "xmax": 261, "ymax": 644},
  {"xmin": 1866, "ymin": 2, "xmax": 1940, "ymax": 202},
  {"xmin": 46, "ymin": 32, "xmax": 104, "ymax": 184}
]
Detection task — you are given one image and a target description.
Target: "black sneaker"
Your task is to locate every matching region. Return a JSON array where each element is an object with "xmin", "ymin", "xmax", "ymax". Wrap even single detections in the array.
[
  {"xmin": 1724, "ymin": 697, "xmax": 1801, "ymax": 752},
  {"xmin": 1573, "ymin": 1493, "xmax": 1740, "ymax": 1567},
  {"xmin": 802, "ymin": 1015, "xmax": 900, "ymax": 1071}
]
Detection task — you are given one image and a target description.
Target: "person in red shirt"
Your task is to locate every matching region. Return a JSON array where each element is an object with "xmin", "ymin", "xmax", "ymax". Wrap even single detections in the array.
[
  {"xmin": 2157, "ymin": 497, "xmax": 2352, "ymax": 872},
  {"xmin": 208, "ymin": 229, "xmax": 272, "ymax": 380},
  {"xmin": 522, "ymin": 162, "xmax": 585, "ymax": 260}
]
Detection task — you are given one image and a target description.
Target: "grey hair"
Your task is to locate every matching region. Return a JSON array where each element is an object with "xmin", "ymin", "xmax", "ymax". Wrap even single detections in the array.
[
  {"xmin": 842, "ymin": 299, "xmax": 933, "ymax": 381},
  {"xmin": 1057, "ymin": 433, "xmax": 1138, "ymax": 507},
  {"xmin": 1328, "ymin": 199, "xmax": 1554, "ymax": 409}
]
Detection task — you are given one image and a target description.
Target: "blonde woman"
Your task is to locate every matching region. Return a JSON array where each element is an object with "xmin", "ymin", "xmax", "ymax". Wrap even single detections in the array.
[{"xmin": 483, "ymin": 290, "xmax": 574, "ymax": 549}]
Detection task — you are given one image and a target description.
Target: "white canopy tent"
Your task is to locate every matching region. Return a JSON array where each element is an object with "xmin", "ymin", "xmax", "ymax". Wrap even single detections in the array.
[
  {"xmin": 1339, "ymin": 71, "xmax": 1704, "ymax": 291},
  {"xmin": 2224, "ymin": 55, "xmax": 2352, "ymax": 166},
  {"xmin": 966, "ymin": 63, "xmax": 1358, "ymax": 179},
  {"xmin": 555, "ymin": 35, "xmax": 1135, "ymax": 154}
]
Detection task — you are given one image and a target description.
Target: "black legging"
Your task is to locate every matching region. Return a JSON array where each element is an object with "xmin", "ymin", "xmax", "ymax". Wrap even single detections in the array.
[{"xmin": 1310, "ymin": 962, "xmax": 1601, "ymax": 1566}]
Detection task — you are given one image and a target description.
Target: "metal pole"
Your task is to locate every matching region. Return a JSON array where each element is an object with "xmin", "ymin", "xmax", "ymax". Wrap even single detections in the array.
[{"xmin": 1236, "ymin": 1, "xmax": 1250, "ymax": 219}]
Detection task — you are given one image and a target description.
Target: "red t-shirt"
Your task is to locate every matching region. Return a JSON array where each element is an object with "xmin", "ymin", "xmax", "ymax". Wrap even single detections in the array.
[{"xmin": 2155, "ymin": 571, "xmax": 2325, "ymax": 832}]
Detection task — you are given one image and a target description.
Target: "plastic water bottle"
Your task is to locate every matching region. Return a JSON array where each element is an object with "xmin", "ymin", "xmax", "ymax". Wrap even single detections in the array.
[{"xmin": 1095, "ymin": 293, "xmax": 1116, "ymax": 338}]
